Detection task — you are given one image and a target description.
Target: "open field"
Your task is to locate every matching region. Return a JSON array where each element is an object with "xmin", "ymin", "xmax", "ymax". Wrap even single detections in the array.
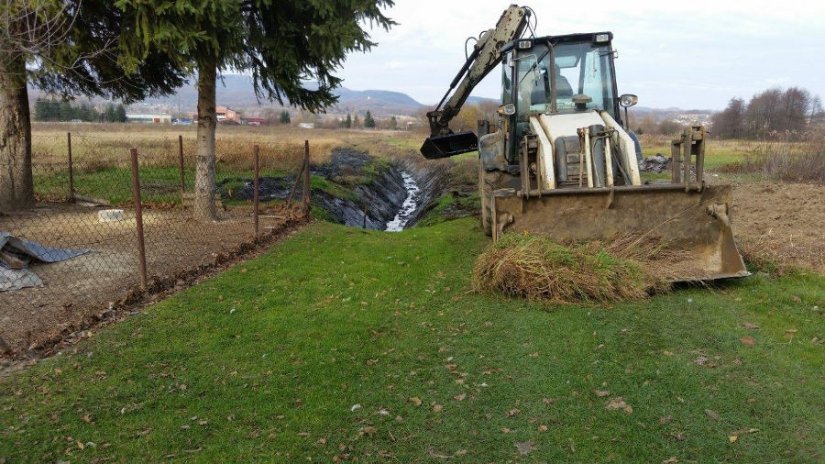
[
  {"xmin": 1, "ymin": 124, "xmax": 823, "ymax": 462},
  {"xmin": 30, "ymin": 124, "xmax": 423, "ymax": 206},
  {"xmin": 1, "ymin": 219, "xmax": 823, "ymax": 462}
]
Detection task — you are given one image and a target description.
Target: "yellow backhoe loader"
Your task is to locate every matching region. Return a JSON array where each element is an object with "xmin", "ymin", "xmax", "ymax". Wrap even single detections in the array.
[{"xmin": 421, "ymin": 5, "xmax": 748, "ymax": 282}]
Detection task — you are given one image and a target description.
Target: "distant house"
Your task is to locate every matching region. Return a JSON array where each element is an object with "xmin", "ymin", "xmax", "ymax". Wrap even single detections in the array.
[
  {"xmin": 127, "ymin": 114, "xmax": 172, "ymax": 124},
  {"xmin": 216, "ymin": 105, "xmax": 241, "ymax": 124}
]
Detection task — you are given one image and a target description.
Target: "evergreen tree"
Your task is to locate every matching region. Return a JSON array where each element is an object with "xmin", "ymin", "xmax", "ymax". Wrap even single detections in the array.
[
  {"xmin": 118, "ymin": 0, "xmax": 395, "ymax": 220},
  {"xmin": 104, "ymin": 103, "xmax": 117, "ymax": 122},
  {"xmin": 353, "ymin": 114, "xmax": 360, "ymax": 127},
  {"xmin": 389, "ymin": 116, "xmax": 397, "ymax": 130},
  {"xmin": 115, "ymin": 104, "xmax": 127, "ymax": 122},
  {"xmin": 58, "ymin": 101, "xmax": 73, "ymax": 120},
  {"xmin": 279, "ymin": 110, "xmax": 291, "ymax": 124},
  {"xmin": 1, "ymin": 1, "xmax": 185, "ymax": 211},
  {"xmin": 345, "ymin": 113, "xmax": 352, "ymax": 128},
  {"xmin": 364, "ymin": 110, "xmax": 376, "ymax": 128},
  {"xmin": 34, "ymin": 99, "xmax": 49, "ymax": 121}
]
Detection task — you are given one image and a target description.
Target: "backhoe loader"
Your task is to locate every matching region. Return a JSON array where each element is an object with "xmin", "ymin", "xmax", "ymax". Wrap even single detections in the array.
[{"xmin": 420, "ymin": 5, "xmax": 748, "ymax": 281}]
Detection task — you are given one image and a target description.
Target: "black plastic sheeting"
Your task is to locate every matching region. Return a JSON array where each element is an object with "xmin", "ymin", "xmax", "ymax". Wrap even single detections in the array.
[{"xmin": 0, "ymin": 232, "xmax": 88, "ymax": 292}]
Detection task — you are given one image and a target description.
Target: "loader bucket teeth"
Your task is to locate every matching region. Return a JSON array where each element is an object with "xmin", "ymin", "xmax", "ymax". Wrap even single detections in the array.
[{"xmin": 420, "ymin": 131, "xmax": 478, "ymax": 159}]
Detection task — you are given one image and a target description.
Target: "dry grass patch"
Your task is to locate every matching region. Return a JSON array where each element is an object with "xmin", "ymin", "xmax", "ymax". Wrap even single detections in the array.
[{"xmin": 473, "ymin": 233, "xmax": 670, "ymax": 304}]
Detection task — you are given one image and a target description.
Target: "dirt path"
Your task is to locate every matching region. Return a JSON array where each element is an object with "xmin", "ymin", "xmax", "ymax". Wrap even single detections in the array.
[
  {"xmin": 1, "ymin": 203, "xmax": 293, "ymax": 355},
  {"xmin": 731, "ymin": 182, "xmax": 825, "ymax": 273}
]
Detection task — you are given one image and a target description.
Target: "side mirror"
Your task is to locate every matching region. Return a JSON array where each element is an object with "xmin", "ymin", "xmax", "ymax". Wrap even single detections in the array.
[
  {"xmin": 498, "ymin": 104, "xmax": 516, "ymax": 116},
  {"xmin": 619, "ymin": 94, "xmax": 638, "ymax": 108}
]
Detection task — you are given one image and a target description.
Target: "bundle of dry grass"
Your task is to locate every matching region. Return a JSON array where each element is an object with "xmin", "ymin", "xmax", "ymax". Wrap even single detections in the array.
[{"xmin": 473, "ymin": 233, "xmax": 668, "ymax": 304}]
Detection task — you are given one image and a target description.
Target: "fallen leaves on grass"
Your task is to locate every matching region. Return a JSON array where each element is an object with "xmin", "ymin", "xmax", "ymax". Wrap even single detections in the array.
[
  {"xmin": 705, "ymin": 409, "xmax": 720, "ymax": 421},
  {"xmin": 453, "ymin": 393, "xmax": 466, "ymax": 401},
  {"xmin": 409, "ymin": 397, "xmax": 422, "ymax": 407},
  {"xmin": 515, "ymin": 440, "xmax": 535, "ymax": 455},
  {"xmin": 594, "ymin": 390, "xmax": 610, "ymax": 398},
  {"xmin": 605, "ymin": 397, "xmax": 633, "ymax": 414},
  {"xmin": 432, "ymin": 404, "xmax": 443, "ymax": 413},
  {"xmin": 740, "ymin": 336, "xmax": 757, "ymax": 346},
  {"xmin": 742, "ymin": 322, "xmax": 759, "ymax": 330},
  {"xmin": 729, "ymin": 428, "xmax": 759, "ymax": 443},
  {"xmin": 662, "ymin": 457, "xmax": 679, "ymax": 464},
  {"xmin": 694, "ymin": 355, "xmax": 717, "ymax": 368}
]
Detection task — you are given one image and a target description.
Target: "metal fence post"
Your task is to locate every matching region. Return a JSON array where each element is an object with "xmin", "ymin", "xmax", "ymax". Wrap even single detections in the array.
[
  {"xmin": 129, "ymin": 148, "xmax": 148, "ymax": 288},
  {"xmin": 178, "ymin": 135, "xmax": 185, "ymax": 197},
  {"xmin": 67, "ymin": 132, "xmax": 74, "ymax": 202},
  {"xmin": 253, "ymin": 144, "xmax": 260, "ymax": 239},
  {"xmin": 303, "ymin": 140, "xmax": 310, "ymax": 214}
]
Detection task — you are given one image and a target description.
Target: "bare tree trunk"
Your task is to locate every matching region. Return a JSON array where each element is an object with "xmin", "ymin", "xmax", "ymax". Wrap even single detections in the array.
[
  {"xmin": 194, "ymin": 60, "xmax": 218, "ymax": 221},
  {"xmin": 0, "ymin": 50, "xmax": 34, "ymax": 211}
]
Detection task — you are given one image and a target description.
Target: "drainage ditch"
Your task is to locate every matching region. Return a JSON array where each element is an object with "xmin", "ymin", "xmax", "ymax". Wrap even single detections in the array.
[{"xmin": 222, "ymin": 148, "xmax": 448, "ymax": 231}]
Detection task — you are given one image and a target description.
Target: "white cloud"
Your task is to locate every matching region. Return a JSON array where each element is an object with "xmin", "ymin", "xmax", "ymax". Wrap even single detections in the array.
[{"xmin": 341, "ymin": 0, "xmax": 825, "ymax": 109}]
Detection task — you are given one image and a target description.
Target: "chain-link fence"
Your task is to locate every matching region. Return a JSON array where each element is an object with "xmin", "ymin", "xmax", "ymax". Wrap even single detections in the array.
[{"xmin": 1, "ymin": 132, "xmax": 311, "ymax": 356}]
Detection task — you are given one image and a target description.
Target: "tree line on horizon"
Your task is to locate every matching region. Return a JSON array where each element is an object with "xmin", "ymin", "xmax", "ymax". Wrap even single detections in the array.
[
  {"xmin": 712, "ymin": 87, "xmax": 824, "ymax": 139},
  {"xmin": 33, "ymin": 98, "xmax": 127, "ymax": 123}
]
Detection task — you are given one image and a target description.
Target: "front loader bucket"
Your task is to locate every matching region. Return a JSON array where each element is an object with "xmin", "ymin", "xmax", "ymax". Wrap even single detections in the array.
[
  {"xmin": 420, "ymin": 131, "xmax": 478, "ymax": 159},
  {"xmin": 489, "ymin": 185, "xmax": 749, "ymax": 282}
]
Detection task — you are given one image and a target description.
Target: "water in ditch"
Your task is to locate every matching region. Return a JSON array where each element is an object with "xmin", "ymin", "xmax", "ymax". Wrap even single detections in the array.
[{"xmin": 385, "ymin": 172, "xmax": 421, "ymax": 232}]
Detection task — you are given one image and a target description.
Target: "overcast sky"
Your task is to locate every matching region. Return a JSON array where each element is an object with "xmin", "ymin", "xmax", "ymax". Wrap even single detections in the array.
[{"xmin": 340, "ymin": 0, "xmax": 825, "ymax": 110}]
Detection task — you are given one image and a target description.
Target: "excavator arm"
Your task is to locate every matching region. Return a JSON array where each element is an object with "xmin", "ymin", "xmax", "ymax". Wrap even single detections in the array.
[{"xmin": 420, "ymin": 5, "xmax": 530, "ymax": 159}]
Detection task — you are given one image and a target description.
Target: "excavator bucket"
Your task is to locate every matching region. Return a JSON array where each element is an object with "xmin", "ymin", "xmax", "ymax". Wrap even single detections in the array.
[
  {"xmin": 421, "ymin": 131, "xmax": 478, "ymax": 159},
  {"xmin": 487, "ymin": 184, "xmax": 749, "ymax": 282}
]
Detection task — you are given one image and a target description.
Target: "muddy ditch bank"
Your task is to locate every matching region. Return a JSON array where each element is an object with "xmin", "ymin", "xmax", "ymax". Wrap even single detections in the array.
[{"xmin": 221, "ymin": 148, "xmax": 449, "ymax": 230}]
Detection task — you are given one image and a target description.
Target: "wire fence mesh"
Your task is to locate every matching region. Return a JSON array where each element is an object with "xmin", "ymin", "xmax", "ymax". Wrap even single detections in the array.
[{"xmin": 1, "ymin": 132, "xmax": 310, "ymax": 356}]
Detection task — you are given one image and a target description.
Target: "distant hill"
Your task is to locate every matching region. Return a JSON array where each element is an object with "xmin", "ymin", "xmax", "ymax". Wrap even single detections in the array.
[
  {"xmin": 28, "ymin": 74, "xmax": 716, "ymax": 120},
  {"xmin": 128, "ymin": 74, "xmax": 425, "ymax": 117}
]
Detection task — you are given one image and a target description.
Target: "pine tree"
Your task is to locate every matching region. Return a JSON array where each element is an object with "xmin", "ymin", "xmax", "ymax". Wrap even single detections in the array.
[
  {"xmin": 115, "ymin": 104, "xmax": 127, "ymax": 122},
  {"xmin": 279, "ymin": 110, "xmax": 291, "ymax": 124},
  {"xmin": 34, "ymin": 99, "xmax": 49, "ymax": 121},
  {"xmin": 119, "ymin": 0, "xmax": 395, "ymax": 220},
  {"xmin": 389, "ymin": 116, "xmax": 398, "ymax": 130},
  {"xmin": 345, "ymin": 114, "xmax": 352, "ymax": 128},
  {"xmin": 364, "ymin": 110, "xmax": 376, "ymax": 129},
  {"xmin": 1, "ymin": 2, "xmax": 185, "ymax": 210}
]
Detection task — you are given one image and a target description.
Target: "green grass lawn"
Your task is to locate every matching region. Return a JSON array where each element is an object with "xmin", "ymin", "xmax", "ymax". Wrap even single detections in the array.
[
  {"xmin": 35, "ymin": 166, "xmax": 295, "ymax": 206},
  {"xmin": 1, "ymin": 219, "xmax": 824, "ymax": 463},
  {"xmin": 642, "ymin": 141, "xmax": 748, "ymax": 171}
]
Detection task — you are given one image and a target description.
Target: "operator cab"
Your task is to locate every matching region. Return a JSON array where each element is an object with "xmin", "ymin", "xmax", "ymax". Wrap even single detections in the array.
[{"xmin": 502, "ymin": 32, "xmax": 620, "ymax": 124}]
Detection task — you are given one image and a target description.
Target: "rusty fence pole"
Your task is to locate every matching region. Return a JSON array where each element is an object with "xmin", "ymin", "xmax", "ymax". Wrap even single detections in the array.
[
  {"xmin": 303, "ymin": 140, "xmax": 310, "ymax": 214},
  {"xmin": 67, "ymin": 132, "xmax": 75, "ymax": 202},
  {"xmin": 129, "ymin": 148, "xmax": 148, "ymax": 288},
  {"xmin": 253, "ymin": 144, "xmax": 260, "ymax": 239},
  {"xmin": 178, "ymin": 135, "xmax": 185, "ymax": 197}
]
